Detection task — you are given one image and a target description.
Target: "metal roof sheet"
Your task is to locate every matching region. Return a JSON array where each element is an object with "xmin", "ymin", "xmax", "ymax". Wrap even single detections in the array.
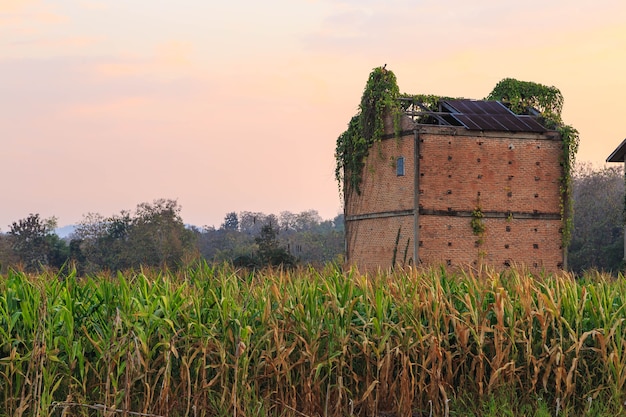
[{"xmin": 442, "ymin": 99, "xmax": 547, "ymax": 133}]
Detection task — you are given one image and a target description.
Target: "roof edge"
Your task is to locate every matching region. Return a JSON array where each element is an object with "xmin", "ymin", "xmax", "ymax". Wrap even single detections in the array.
[{"xmin": 606, "ymin": 138, "xmax": 626, "ymax": 162}]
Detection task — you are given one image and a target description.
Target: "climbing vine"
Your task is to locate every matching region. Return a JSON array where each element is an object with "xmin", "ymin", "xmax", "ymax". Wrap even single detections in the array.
[
  {"xmin": 399, "ymin": 94, "xmax": 445, "ymax": 111},
  {"xmin": 335, "ymin": 67, "xmax": 458, "ymax": 196},
  {"xmin": 471, "ymin": 207, "xmax": 486, "ymax": 238},
  {"xmin": 486, "ymin": 78, "xmax": 563, "ymax": 127},
  {"xmin": 399, "ymin": 94, "xmax": 457, "ymax": 124},
  {"xmin": 487, "ymin": 79, "xmax": 579, "ymax": 246},
  {"xmin": 335, "ymin": 66, "xmax": 402, "ymax": 196}
]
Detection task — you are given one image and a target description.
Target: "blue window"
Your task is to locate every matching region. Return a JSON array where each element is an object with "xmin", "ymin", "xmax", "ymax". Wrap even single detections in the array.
[{"xmin": 396, "ymin": 156, "xmax": 405, "ymax": 176}]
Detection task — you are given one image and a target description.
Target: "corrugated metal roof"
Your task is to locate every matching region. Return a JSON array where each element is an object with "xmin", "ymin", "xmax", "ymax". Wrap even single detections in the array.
[{"xmin": 442, "ymin": 99, "xmax": 547, "ymax": 133}]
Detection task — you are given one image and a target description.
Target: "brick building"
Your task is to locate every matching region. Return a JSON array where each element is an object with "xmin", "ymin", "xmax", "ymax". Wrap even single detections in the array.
[{"xmin": 344, "ymin": 98, "xmax": 566, "ymax": 272}]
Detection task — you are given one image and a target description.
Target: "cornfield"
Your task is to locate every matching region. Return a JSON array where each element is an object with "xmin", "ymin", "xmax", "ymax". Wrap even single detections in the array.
[{"xmin": 1, "ymin": 262, "xmax": 626, "ymax": 416}]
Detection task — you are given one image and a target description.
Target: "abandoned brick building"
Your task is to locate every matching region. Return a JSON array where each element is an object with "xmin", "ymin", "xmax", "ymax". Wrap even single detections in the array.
[{"xmin": 340, "ymin": 69, "xmax": 570, "ymax": 272}]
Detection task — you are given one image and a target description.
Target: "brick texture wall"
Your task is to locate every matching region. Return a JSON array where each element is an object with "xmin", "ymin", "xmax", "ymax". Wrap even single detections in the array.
[
  {"xmin": 346, "ymin": 215, "xmax": 415, "ymax": 271},
  {"xmin": 418, "ymin": 216, "xmax": 564, "ymax": 270},
  {"xmin": 345, "ymin": 115, "xmax": 565, "ymax": 272},
  {"xmin": 418, "ymin": 129, "xmax": 562, "ymax": 214}
]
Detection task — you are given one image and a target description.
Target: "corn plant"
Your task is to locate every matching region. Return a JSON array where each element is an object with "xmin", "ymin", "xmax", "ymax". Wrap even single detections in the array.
[{"xmin": 2, "ymin": 263, "xmax": 626, "ymax": 416}]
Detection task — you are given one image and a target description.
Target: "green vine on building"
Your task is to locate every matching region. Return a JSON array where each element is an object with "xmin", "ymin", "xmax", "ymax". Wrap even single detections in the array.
[
  {"xmin": 335, "ymin": 66, "xmax": 402, "ymax": 196},
  {"xmin": 486, "ymin": 78, "xmax": 563, "ymax": 127},
  {"xmin": 471, "ymin": 207, "xmax": 486, "ymax": 239}
]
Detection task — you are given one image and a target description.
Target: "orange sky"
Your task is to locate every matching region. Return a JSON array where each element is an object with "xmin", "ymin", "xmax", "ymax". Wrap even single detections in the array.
[{"xmin": 2, "ymin": 0, "xmax": 626, "ymax": 230}]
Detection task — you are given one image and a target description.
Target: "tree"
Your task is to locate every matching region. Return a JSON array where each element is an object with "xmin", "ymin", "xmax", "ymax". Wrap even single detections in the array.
[
  {"xmin": 73, "ymin": 212, "xmax": 108, "ymax": 242},
  {"xmin": 8, "ymin": 213, "xmax": 60, "ymax": 271},
  {"xmin": 0, "ymin": 232, "xmax": 18, "ymax": 273},
  {"xmin": 332, "ymin": 213, "xmax": 345, "ymax": 232},
  {"xmin": 279, "ymin": 210, "xmax": 323, "ymax": 232},
  {"xmin": 221, "ymin": 212, "xmax": 239, "ymax": 231},
  {"xmin": 128, "ymin": 199, "xmax": 196, "ymax": 268},
  {"xmin": 71, "ymin": 211, "xmax": 132, "ymax": 273},
  {"xmin": 294, "ymin": 210, "xmax": 322, "ymax": 231},
  {"xmin": 70, "ymin": 199, "xmax": 196, "ymax": 273},
  {"xmin": 279, "ymin": 211, "xmax": 298, "ymax": 231},
  {"xmin": 239, "ymin": 212, "xmax": 278, "ymax": 236},
  {"xmin": 100, "ymin": 212, "xmax": 133, "ymax": 272},
  {"xmin": 239, "ymin": 211, "xmax": 267, "ymax": 235},
  {"xmin": 68, "ymin": 238, "xmax": 86, "ymax": 275},
  {"xmin": 274, "ymin": 211, "xmax": 344, "ymax": 266},
  {"xmin": 199, "ymin": 225, "xmax": 254, "ymax": 263},
  {"xmin": 46, "ymin": 233, "xmax": 70, "ymax": 270},
  {"xmin": 569, "ymin": 164, "xmax": 624, "ymax": 274},
  {"xmin": 255, "ymin": 223, "xmax": 295, "ymax": 267}
]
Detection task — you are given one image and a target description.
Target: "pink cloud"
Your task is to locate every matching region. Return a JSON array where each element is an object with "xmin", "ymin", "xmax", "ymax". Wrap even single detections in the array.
[
  {"xmin": 8, "ymin": 35, "xmax": 100, "ymax": 49},
  {"xmin": 88, "ymin": 42, "xmax": 196, "ymax": 81},
  {"xmin": 155, "ymin": 41, "xmax": 194, "ymax": 67},
  {"xmin": 76, "ymin": 0, "xmax": 109, "ymax": 11},
  {"xmin": 302, "ymin": 0, "xmax": 626, "ymax": 61},
  {"xmin": 0, "ymin": 1, "xmax": 68, "ymax": 44},
  {"xmin": 64, "ymin": 96, "xmax": 154, "ymax": 120},
  {"xmin": 0, "ymin": 0, "xmax": 40, "ymax": 13}
]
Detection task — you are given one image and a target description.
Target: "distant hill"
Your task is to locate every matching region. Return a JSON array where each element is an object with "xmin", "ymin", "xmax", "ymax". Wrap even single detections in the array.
[{"xmin": 55, "ymin": 225, "xmax": 76, "ymax": 239}]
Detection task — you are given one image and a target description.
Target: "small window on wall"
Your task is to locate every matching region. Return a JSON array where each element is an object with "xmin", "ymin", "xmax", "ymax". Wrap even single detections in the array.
[{"xmin": 396, "ymin": 156, "xmax": 405, "ymax": 176}]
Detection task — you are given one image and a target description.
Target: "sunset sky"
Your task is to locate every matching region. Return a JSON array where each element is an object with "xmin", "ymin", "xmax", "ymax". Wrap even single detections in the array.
[{"xmin": 2, "ymin": 0, "xmax": 626, "ymax": 230}]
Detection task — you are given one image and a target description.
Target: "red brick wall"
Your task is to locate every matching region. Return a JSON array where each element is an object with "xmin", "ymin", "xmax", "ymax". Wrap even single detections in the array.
[
  {"xmin": 344, "ymin": 127, "xmax": 417, "ymax": 271},
  {"xmin": 418, "ymin": 129, "xmax": 562, "ymax": 214},
  {"xmin": 346, "ymin": 215, "xmax": 415, "ymax": 271},
  {"xmin": 344, "ymin": 115, "xmax": 565, "ymax": 272},
  {"xmin": 418, "ymin": 216, "xmax": 563, "ymax": 270},
  {"xmin": 345, "ymin": 132, "xmax": 415, "ymax": 217}
]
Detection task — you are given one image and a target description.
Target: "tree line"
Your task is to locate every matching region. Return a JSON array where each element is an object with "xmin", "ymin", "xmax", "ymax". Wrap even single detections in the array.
[
  {"xmin": 0, "ymin": 164, "xmax": 623, "ymax": 275},
  {"xmin": 199, "ymin": 210, "xmax": 344, "ymax": 269},
  {"xmin": 0, "ymin": 199, "xmax": 344, "ymax": 274},
  {"xmin": 568, "ymin": 163, "xmax": 624, "ymax": 274}
]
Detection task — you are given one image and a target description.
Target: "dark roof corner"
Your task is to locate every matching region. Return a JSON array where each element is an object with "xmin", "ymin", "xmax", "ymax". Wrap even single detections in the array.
[{"xmin": 606, "ymin": 138, "xmax": 626, "ymax": 163}]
